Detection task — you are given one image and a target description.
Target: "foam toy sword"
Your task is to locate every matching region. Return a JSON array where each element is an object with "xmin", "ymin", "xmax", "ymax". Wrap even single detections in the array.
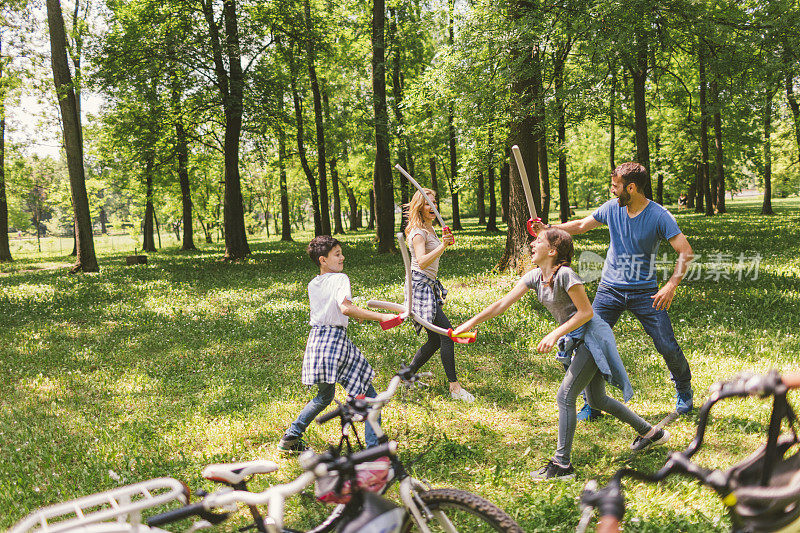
[
  {"xmin": 511, "ymin": 144, "xmax": 542, "ymax": 236},
  {"xmin": 394, "ymin": 164, "xmax": 453, "ymax": 242},
  {"xmin": 368, "ymin": 232, "xmax": 475, "ymax": 343}
]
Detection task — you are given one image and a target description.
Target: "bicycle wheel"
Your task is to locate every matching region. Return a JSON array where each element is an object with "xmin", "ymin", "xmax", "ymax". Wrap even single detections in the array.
[{"xmin": 401, "ymin": 488, "xmax": 523, "ymax": 533}]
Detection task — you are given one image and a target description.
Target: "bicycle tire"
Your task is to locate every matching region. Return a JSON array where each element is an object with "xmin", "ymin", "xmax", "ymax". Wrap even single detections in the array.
[{"xmin": 400, "ymin": 488, "xmax": 523, "ymax": 533}]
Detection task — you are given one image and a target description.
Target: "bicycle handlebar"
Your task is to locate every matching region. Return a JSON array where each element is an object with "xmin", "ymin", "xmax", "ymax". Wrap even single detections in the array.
[
  {"xmin": 316, "ymin": 402, "xmax": 347, "ymax": 425},
  {"xmin": 579, "ymin": 370, "xmax": 800, "ymax": 533}
]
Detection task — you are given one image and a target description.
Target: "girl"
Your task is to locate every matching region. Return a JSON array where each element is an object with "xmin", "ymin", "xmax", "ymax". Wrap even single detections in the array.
[
  {"xmin": 405, "ymin": 189, "xmax": 474, "ymax": 402},
  {"xmin": 454, "ymin": 228, "xmax": 668, "ymax": 479}
]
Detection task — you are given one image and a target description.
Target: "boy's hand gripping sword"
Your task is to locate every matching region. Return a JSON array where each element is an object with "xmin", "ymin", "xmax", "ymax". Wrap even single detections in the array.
[{"xmin": 511, "ymin": 144, "xmax": 542, "ymax": 236}]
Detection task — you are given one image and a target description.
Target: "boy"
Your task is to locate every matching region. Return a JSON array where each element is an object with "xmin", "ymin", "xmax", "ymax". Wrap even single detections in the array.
[{"xmin": 278, "ymin": 236, "xmax": 395, "ymax": 453}]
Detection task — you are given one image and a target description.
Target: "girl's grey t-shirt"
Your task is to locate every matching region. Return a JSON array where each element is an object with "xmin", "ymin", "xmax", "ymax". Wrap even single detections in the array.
[
  {"xmin": 520, "ymin": 266, "xmax": 584, "ymax": 324},
  {"xmin": 408, "ymin": 227, "xmax": 441, "ymax": 279}
]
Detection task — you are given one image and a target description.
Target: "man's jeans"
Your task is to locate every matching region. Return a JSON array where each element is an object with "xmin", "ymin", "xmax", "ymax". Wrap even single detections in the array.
[
  {"xmin": 287, "ymin": 382, "xmax": 381, "ymax": 447},
  {"xmin": 592, "ymin": 284, "xmax": 692, "ymax": 394}
]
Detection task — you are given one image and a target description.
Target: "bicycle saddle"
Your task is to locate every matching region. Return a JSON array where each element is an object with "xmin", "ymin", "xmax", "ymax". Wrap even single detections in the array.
[
  {"xmin": 202, "ymin": 460, "xmax": 279, "ymax": 485},
  {"xmin": 725, "ymin": 434, "xmax": 800, "ymax": 532}
]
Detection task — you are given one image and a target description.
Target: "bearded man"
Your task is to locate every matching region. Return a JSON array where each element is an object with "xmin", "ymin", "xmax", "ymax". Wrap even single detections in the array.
[{"xmin": 532, "ymin": 162, "xmax": 695, "ymax": 420}]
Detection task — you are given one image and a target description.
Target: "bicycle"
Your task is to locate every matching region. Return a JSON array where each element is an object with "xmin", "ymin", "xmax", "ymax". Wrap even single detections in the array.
[
  {"xmin": 577, "ymin": 370, "xmax": 800, "ymax": 533},
  {"xmin": 311, "ymin": 364, "xmax": 524, "ymax": 533},
  {"xmin": 11, "ymin": 366, "xmax": 522, "ymax": 533},
  {"xmin": 150, "ymin": 364, "xmax": 522, "ymax": 532}
]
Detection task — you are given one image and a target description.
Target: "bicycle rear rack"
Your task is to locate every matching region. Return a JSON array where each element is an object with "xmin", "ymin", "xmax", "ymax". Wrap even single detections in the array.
[{"xmin": 11, "ymin": 477, "xmax": 188, "ymax": 533}]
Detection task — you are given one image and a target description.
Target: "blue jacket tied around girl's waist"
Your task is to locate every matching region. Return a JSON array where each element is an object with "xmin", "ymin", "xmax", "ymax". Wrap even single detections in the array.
[{"xmin": 555, "ymin": 316, "xmax": 634, "ymax": 402}]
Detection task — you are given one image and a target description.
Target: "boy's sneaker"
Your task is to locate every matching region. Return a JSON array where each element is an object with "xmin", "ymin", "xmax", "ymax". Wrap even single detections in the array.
[
  {"xmin": 450, "ymin": 388, "xmax": 475, "ymax": 403},
  {"xmin": 676, "ymin": 390, "xmax": 694, "ymax": 414},
  {"xmin": 531, "ymin": 460, "xmax": 575, "ymax": 481},
  {"xmin": 278, "ymin": 435, "xmax": 308, "ymax": 454},
  {"xmin": 631, "ymin": 428, "xmax": 670, "ymax": 452},
  {"xmin": 576, "ymin": 402, "xmax": 603, "ymax": 422}
]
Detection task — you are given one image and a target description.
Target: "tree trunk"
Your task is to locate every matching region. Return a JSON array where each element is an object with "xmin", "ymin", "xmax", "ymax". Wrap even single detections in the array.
[
  {"xmin": 389, "ymin": 9, "xmax": 409, "ymax": 231},
  {"xmin": 534, "ymin": 49, "xmax": 550, "ymax": 223},
  {"xmin": 555, "ymin": 52, "xmax": 570, "ymax": 223},
  {"xmin": 500, "ymin": 155, "xmax": 509, "ymax": 223},
  {"xmin": 473, "ymin": 171, "xmax": 484, "ymax": 224},
  {"xmin": 172, "ymin": 79, "xmax": 195, "ymax": 251},
  {"xmin": 322, "ymin": 85, "xmax": 344, "ymax": 234},
  {"xmin": 278, "ymin": 81, "xmax": 292, "ymax": 241},
  {"xmin": 446, "ymin": 0, "xmax": 461, "ymax": 231},
  {"xmin": 499, "ymin": 24, "xmax": 539, "ymax": 272},
  {"xmin": 609, "ymin": 64, "xmax": 616, "ymax": 173},
  {"xmin": 154, "ymin": 209, "xmax": 162, "ymax": 248},
  {"xmin": 201, "ymin": 0, "xmax": 250, "ymax": 259},
  {"xmin": 0, "ymin": 36, "xmax": 11, "ymax": 262},
  {"xmin": 99, "ymin": 207, "xmax": 107, "ymax": 235},
  {"xmin": 447, "ymin": 108, "xmax": 461, "ymax": 230},
  {"xmin": 143, "ymin": 157, "xmax": 156, "ymax": 252},
  {"xmin": 762, "ymin": 88, "xmax": 775, "ymax": 215},
  {"xmin": 486, "ymin": 128, "xmax": 498, "ymax": 232},
  {"xmin": 46, "ymin": 0, "xmax": 97, "ymax": 272},
  {"xmin": 287, "ymin": 43, "xmax": 322, "ymax": 235},
  {"xmin": 628, "ymin": 30, "xmax": 653, "ymax": 198},
  {"xmin": 698, "ymin": 44, "xmax": 714, "ymax": 216},
  {"xmin": 711, "ymin": 79, "xmax": 726, "ymax": 213},
  {"xmin": 367, "ymin": 186, "xmax": 376, "ymax": 230},
  {"xmin": 372, "ymin": 0, "xmax": 395, "ymax": 251},
  {"xmin": 487, "ymin": 167, "xmax": 499, "ymax": 232},
  {"xmin": 305, "ymin": 0, "xmax": 330, "ymax": 235},
  {"xmin": 694, "ymin": 160, "xmax": 704, "ymax": 213},
  {"xmin": 344, "ymin": 182, "xmax": 358, "ymax": 231},
  {"xmin": 198, "ymin": 214, "xmax": 212, "ymax": 243},
  {"xmin": 786, "ymin": 71, "xmax": 800, "ymax": 169},
  {"xmin": 429, "ymin": 157, "xmax": 439, "ymax": 207}
]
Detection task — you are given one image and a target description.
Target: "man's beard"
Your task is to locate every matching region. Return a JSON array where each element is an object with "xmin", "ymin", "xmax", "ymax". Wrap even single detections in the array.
[{"xmin": 617, "ymin": 189, "xmax": 631, "ymax": 207}]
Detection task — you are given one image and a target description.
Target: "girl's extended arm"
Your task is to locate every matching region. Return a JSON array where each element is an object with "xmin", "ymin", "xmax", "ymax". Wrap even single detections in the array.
[
  {"xmin": 412, "ymin": 232, "xmax": 453, "ymax": 271},
  {"xmin": 454, "ymin": 278, "xmax": 530, "ymax": 334},
  {"xmin": 340, "ymin": 299, "xmax": 395, "ymax": 323},
  {"xmin": 536, "ymin": 283, "xmax": 593, "ymax": 353}
]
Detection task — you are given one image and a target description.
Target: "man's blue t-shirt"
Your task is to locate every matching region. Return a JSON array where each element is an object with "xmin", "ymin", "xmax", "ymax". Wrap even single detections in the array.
[{"xmin": 592, "ymin": 199, "xmax": 682, "ymax": 289}]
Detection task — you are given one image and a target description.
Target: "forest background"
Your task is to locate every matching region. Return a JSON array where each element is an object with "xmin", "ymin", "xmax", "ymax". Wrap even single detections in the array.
[
  {"xmin": 3, "ymin": 1, "xmax": 800, "ymax": 531},
  {"xmin": 2, "ymin": 0, "xmax": 800, "ymax": 270}
]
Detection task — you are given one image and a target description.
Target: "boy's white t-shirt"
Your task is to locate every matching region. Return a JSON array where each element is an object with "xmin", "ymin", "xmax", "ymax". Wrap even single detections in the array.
[{"xmin": 308, "ymin": 272, "xmax": 351, "ymax": 327}]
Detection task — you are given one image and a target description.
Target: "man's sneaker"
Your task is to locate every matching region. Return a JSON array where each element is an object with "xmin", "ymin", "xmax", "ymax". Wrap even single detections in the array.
[
  {"xmin": 676, "ymin": 390, "xmax": 694, "ymax": 414},
  {"xmin": 450, "ymin": 388, "xmax": 475, "ymax": 403},
  {"xmin": 277, "ymin": 434, "xmax": 308, "ymax": 454},
  {"xmin": 531, "ymin": 460, "xmax": 575, "ymax": 481},
  {"xmin": 576, "ymin": 402, "xmax": 603, "ymax": 422},
  {"xmin": 631, "ymin": 428, "xmax": 670, "ymax": 452}
]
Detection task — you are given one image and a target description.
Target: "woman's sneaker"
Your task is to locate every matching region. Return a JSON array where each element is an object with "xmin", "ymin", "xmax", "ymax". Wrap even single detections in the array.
[
  {"xmin": 450, "ymin": 388, "xmax": 475, "ymax": 403},
  {"xmin": 631, "ymin": 428, "xmax": 670, "ymax": 452},
  {"xmin": 531, "ymin": 460, "xmax": 575, "ymax": 481},
  {"xmin": 277, "ymin": 435, "xmax": 308, "ymax": 454}
]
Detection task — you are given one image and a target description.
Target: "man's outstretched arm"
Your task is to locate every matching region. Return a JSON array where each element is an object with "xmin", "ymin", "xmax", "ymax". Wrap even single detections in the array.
[{"xmin": 532, "ymin": 215, "xmax": 603, "ymax": 236}]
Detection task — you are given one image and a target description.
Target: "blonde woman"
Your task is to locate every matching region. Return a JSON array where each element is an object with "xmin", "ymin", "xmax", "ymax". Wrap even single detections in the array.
[{"xmin": 404, "ymin": 189, "xmax": 474, "ymax": 402}]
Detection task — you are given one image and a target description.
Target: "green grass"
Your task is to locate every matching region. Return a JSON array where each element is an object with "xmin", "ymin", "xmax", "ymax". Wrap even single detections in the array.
[{"xmin": 1, "ymin": 197, "xmax": 799, "ymax": 532}]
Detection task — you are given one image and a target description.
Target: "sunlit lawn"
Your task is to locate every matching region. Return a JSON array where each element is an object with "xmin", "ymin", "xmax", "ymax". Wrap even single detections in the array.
[{"xmin": 1, "ymin": 196, "xmax": 799, "ymax": 531}]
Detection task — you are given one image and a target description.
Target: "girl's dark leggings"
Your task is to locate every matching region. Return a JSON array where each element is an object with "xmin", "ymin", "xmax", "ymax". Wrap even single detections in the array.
[{"xmin": 409, "ymin": 304, "xmax": 457, "ymax": 382}]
